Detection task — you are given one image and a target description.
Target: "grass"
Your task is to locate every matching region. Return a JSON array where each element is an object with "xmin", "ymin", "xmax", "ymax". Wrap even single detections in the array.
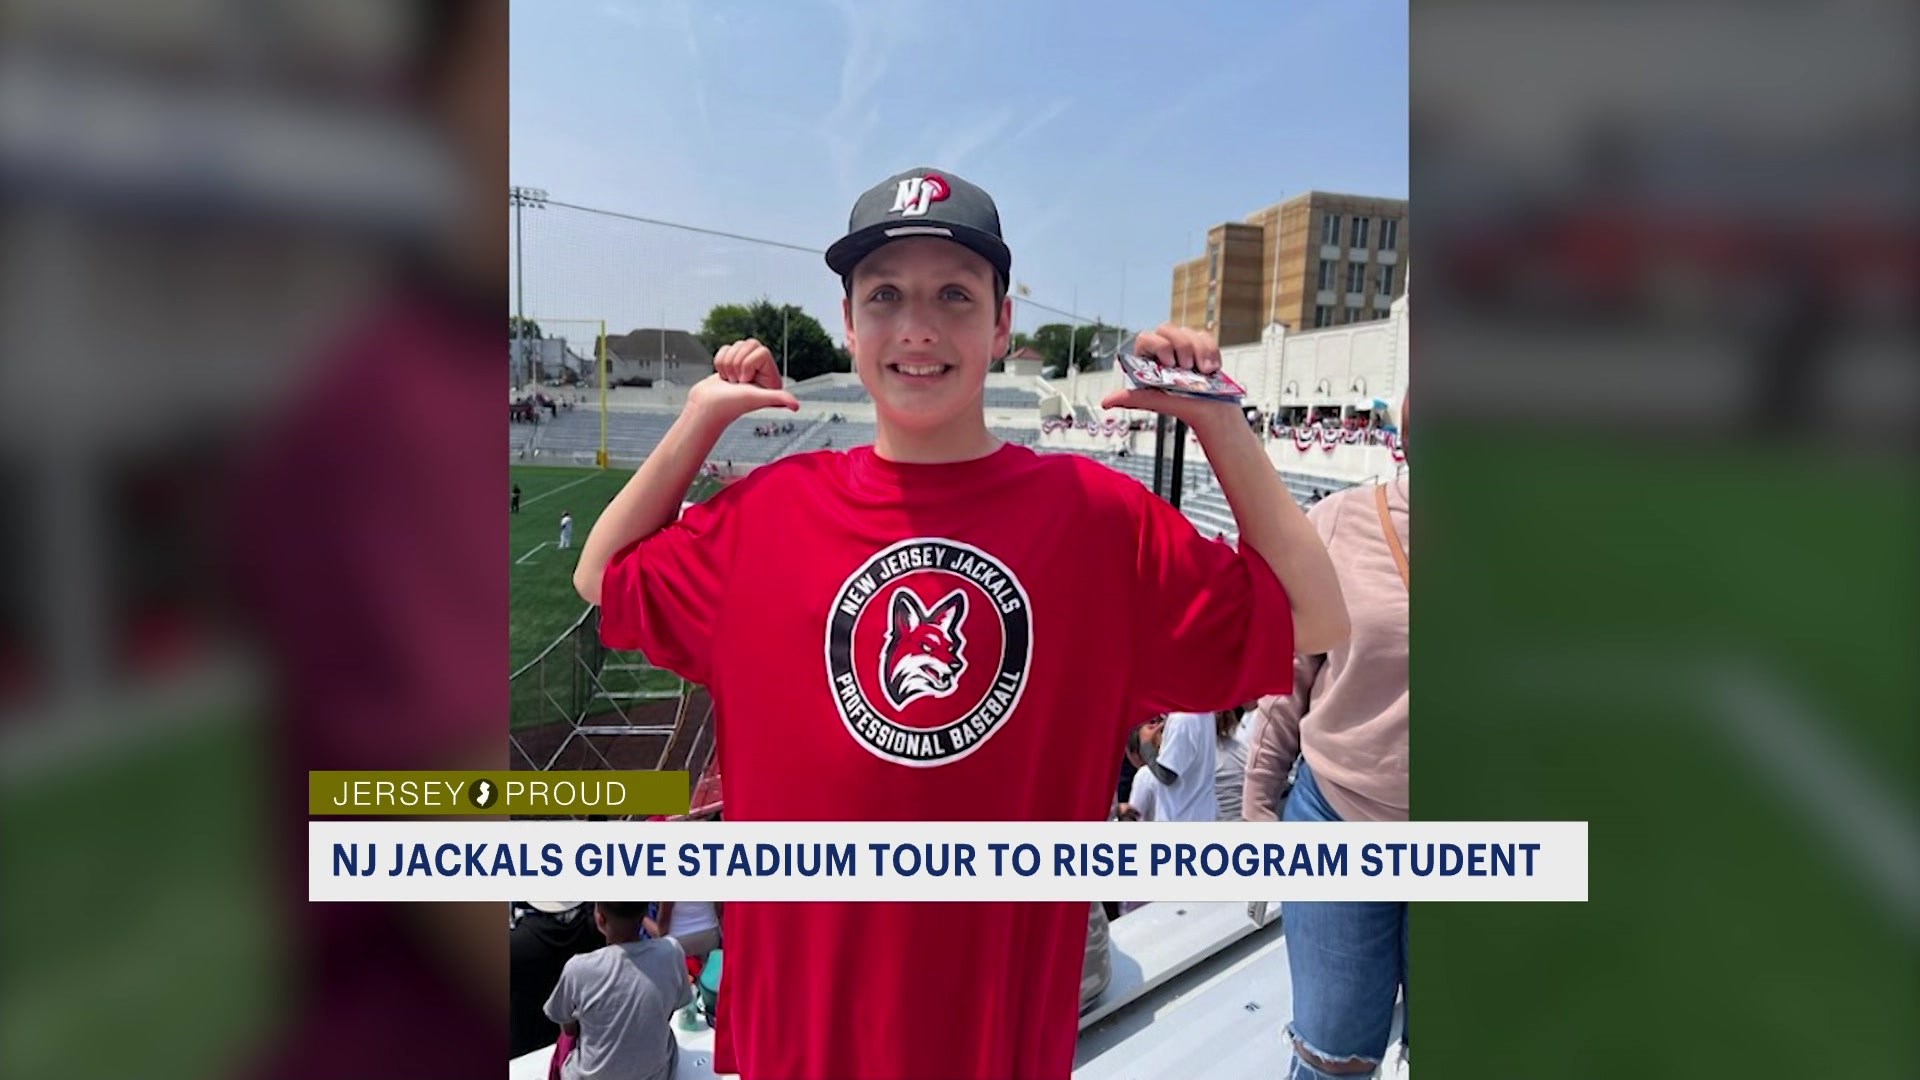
[
  {"xmin": 0, "ymin": 463, "xmax": 734, "ymax": 1076},
  {"xmin": 0, "ymin": 717, "xmax": 278, "ymax": 1079},
  {"xmin": 509, "ymin": 465, "xmax": 721, "ymax": 730},
  {"xmin": 1416, "ymin": 432, "xmax": 1918, "ymax": 1077}
]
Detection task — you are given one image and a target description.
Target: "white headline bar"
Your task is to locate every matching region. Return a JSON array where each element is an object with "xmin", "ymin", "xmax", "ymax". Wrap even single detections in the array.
[{"xmin": 310, "ymin": 821, "xmax": 1588, "ymax": 902}]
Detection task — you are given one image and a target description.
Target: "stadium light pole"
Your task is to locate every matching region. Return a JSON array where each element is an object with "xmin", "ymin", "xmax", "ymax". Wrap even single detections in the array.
[
  {"xmin": 1267, "ymin": 196, "xmax": 1284, "ymax": 327},
  {"xmin": 1065, "ymin": 285, "xmax": 1078, "ymax": 393},
  {"xmin": 510, "ymin": 186, "xmax": 548, "ymax": 390}
]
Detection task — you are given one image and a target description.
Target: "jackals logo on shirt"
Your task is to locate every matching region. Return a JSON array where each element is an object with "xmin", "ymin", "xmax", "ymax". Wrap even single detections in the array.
[
  {"xmin": 826, "ymin": 538, "xmax": 1032, "ymax": 766},
  {"xmin": 881, "ymin": 588, "xmax": 969, "ymax": 709}
]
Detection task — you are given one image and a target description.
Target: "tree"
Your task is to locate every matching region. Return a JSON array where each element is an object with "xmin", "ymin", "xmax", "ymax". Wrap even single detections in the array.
[
  {"xmin": 993, "ymin": 332, "xmax": 1034, "ymax": 373},
  {"xmin": 1082, "ymin": 322, "xmax": 1128, "ymax": 370},
  {"xmin": 508, "ymin": 316, "xmax": 544, "ymax": 340},
  {"xmin": 698, "ymin": 299, "xmax": 843, "ymax": 383},
  {"xmin": 1029, "ymin": 322, "xmax": 1123, "ymax": 375}
]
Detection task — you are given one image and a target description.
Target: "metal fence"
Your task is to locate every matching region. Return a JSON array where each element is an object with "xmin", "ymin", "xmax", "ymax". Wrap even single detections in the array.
[{"xmin": 508, "ymin": 606, "xmax": 719, "ymax": 815}]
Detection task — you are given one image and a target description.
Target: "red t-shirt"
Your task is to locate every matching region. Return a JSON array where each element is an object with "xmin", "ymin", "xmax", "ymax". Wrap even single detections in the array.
[{"xmin": 600, "ymin": 443, "xmax": 1293, "ymax": 1080}]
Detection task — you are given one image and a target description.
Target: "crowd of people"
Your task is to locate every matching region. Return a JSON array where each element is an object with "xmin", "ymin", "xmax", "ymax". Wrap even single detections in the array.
[
  {"xmin": 1038, "ymin": 413, "xmax": 1155, "ymax": 436},
  {"xmin": 512, "ymin": 391, "xmax": 576, "ymax": 424}
]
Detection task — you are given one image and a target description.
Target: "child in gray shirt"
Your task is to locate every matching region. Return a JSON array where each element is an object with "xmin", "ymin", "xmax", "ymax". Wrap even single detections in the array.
[{"xmin": 544, "ymin": 901, "xmax": 693, "ymax": 1080}]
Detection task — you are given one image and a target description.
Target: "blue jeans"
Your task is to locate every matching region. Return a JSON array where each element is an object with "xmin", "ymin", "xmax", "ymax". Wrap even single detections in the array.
[{"xmin": 1282, "ymin": 759, "xmax": 1408, "ymax": 1078}]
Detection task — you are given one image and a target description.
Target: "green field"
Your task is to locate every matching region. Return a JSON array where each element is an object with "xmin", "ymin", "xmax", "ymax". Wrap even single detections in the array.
[
  {"xmin": 0, "ymin": 465, "xmax": 744, "ymax": 1076},
  {"xmin": 509, "ymin": 464, "xmax": 721, "ymax": 730},
  {"xmin": 1418, "ymin": 434, "xmax": 1918, "ymax": 1077},
  {"xmin": 0, "ymin": 717, "xmax": 277, "ymax": 1079}
]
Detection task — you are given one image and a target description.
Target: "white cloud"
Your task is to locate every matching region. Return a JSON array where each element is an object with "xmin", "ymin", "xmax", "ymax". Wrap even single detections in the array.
[
  {"xmin": 1005, "ymin": 98, "xmax": 1072, "ymax": 148},
  {"xmin": 818, "ymin": 0, "xmax": 929, "ymax": 189},
  {"xmin": 598, "ymin": 0, "xmax": 710, "ymax": 131},
  {"xmin": 934, "ymin": 108, "xmax": 1014, "ymax": 173}
]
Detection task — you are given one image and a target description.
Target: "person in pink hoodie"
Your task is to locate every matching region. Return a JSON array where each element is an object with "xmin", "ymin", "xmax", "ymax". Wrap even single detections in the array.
[{"xmin": 1243, "ymin": 394, "xmax": 1410, "ymax": 1078}]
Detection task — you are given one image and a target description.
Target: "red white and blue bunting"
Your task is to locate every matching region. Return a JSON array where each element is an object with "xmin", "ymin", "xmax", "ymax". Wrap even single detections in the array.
[
  {"xmin": 1043, "ymin": 415, "xmax": 1403, "ymax": 459},
  {"xmin": 1041, "ymin": 415, "xmax": 1142, "ymax": 438},
  {"xmin": 1271, "ymin": 425, "xmax": 1402, "ymax": 458}
]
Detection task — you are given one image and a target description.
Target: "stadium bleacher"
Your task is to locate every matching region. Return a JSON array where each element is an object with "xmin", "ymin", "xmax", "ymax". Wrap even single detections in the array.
[
  {"xmin": 1179, "ymin": 487, "xmax": 1239, "ymax": 542},
  {"xmin": 1031, "ymin": 447, "xmax": 1356, "ymax": 543},
  {"xmin": 789, "ymin": 382, "xmax": 1038, "ymax": 408},
  {"xmin": 708, "ymin": 416, "xmax": 813, "ymax": 464},
  {"xmin": 1094, "ymin": 451, "xmax": 1217, "ymax": 494},
  {"xmin": 529, "ymin": 410, "xmax": 676, "ymax": 461},
  {"xmin": 512, "ymin": 409, "xmax": 1356, "ymax": 543},
  {"xmin": 788, "ymin": 421, "xmax": 878, "ymax": 453},
  {"xmin": 793, "ymin": 384, "xmax": 872, "ymax": 403}
]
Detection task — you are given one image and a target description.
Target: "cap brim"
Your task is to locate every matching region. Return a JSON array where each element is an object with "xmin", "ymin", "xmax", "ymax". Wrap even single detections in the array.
[{"xmin": 825, "ymin": 222, "xmax": 1011, "ymax": 285}]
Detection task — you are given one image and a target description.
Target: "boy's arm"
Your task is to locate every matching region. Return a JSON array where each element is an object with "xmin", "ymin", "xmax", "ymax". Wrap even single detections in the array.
[
  {"xmin": 1102, "ymin": 324, "xmax": 1349, "ymax": 655},
  {"xmin": 544, "ymin": 958, "xmax": 579, "ymax": 1031},
  {"xmin": 574, "ymin": 340, "xmax": 797, "ymax": 605},
  {"xmin": 1193, "ymin": 406, "xmax": 1348, "ymax": 654}
]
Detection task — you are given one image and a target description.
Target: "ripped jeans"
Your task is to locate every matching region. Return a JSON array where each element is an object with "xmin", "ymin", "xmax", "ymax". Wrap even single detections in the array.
[{"xmin": 1282, "ymin": 759, "xmax": 1408, "ymax": 1078}]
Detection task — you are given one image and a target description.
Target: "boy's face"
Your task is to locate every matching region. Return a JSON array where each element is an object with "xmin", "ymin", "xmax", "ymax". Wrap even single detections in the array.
[{"xmin": 843, "ymin": 237, "xmax": 1011, "ymax": 435}]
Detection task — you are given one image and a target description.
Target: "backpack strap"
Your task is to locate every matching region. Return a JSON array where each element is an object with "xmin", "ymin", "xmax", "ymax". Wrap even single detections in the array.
[{"xmin": 1375, "ymin": 483, "xmax": 1409, "ymax": 590}]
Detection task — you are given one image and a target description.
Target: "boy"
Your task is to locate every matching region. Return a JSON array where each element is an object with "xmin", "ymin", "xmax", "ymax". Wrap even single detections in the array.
[
  {"xmin": 543, "ymin": 901, "xmax": 691, "ymax": 1080},
  {"xmin": 573, "ymin": 166, "xmax": 1346, "ymax": 1079},
  {"xmin": 558, "ymin": 510, "xmax": 572, "ymax": 550},
  {"xmin": 1146, "ymin": 710, "xmax": 1220, "ymax": 823},
  {"xmin": 1120, "ymin": 721, "xmax": 1169, "ymax": 822}
]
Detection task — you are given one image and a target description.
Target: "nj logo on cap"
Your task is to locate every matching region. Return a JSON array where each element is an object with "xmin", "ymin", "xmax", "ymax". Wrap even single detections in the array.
[{"xmin": 889, "ymin": 174, "xmax": 950, "ymax": 217}]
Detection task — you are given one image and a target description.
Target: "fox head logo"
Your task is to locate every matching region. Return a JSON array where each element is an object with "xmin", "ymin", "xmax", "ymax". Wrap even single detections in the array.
[
  {"xmin": 881, "ymin": 588, "xmax": 969, "ymax": 709},
  {"xmin": 827, "ymin": 539, "xmax": 1032, "ymax": 766}
]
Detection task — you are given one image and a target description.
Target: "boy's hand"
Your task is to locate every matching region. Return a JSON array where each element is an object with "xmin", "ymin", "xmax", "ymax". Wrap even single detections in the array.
[
  {"xmin": 687, "ymin": 338, "xmax": 800, "ymax": 423},
  {"xmin": 1099, "ymin": 322, "xmax": 1239, "ymax": 428}
]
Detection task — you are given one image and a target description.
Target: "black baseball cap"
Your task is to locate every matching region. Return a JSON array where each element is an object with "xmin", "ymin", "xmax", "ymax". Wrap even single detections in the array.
[{"xmin": 825, "ymin": 166, "xmax": 1011, "ymax": 288}]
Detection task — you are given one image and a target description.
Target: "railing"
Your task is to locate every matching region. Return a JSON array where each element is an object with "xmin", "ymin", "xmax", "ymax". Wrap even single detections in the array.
[{"xmin": 509, "ymin": 606, "xmax": 717, "ymax": 796}]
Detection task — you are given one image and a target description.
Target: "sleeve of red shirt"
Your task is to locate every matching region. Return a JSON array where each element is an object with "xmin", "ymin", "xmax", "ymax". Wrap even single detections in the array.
[
  {"xmin": 1124, "ymin": 486, "xmax": 1295, "ymax": 719},
  {"xmin": 597, "ymin": 487, "xmax": 745, "ymax": 687}
]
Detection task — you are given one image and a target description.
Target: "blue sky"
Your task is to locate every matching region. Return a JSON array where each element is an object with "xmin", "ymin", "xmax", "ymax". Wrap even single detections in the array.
[{"xmin": 511, "ymin": 0, "xmax": 1406, "ymax": 346}]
